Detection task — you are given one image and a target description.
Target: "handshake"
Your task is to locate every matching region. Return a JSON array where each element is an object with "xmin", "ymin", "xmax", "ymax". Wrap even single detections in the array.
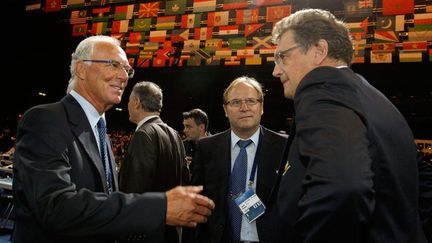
[{"xmin": 165, "ymin": 185, "xmax": 215, "ymax": 227}]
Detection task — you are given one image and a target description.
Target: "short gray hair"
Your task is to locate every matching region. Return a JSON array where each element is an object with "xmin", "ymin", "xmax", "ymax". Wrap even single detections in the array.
[
  {"xmin": 131, "ymin": 81, "xmax": 163, "ymax": 113},
  {"xmin": 67, "ymin": 35, "xmax": 121, "ymax": 93}
]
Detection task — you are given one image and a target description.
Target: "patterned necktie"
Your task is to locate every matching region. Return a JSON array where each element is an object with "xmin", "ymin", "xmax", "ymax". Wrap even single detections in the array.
[
  {"xmin": 229, "ymin": 139, "xmax": 252, "ymax": 243},
  {"xmin": 97, "ymin": 118, "xmax": 113, "ymax": 193}
]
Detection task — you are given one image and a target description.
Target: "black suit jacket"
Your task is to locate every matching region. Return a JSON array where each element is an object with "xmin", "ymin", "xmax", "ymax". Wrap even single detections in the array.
[
  {"xmin": 190, "ymin": 126, "xmax": 287, "ymax": 243},
  {"xmin": 119, "ymin": 116, "xmax": 185, "ymax": 243},
  {"xmin": 269, "ymin": 66, "xmax": 432, "ymax": 243},
  {"xmin": 13, "ymin": 94, "xmax": 167, "ymax": 243}
]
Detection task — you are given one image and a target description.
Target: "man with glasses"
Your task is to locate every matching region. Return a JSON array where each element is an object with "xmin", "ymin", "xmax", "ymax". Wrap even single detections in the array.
[
  {"xmin": 12, "ymin": 35, "xmax": 214, "ymax": 243},
  {"xmin": 269, "ymin": 9, "xmax": 431, "ymax": 243},
  {"xmin": 188, "ymin": 76, "xmax": 287, "ymax": 243}
]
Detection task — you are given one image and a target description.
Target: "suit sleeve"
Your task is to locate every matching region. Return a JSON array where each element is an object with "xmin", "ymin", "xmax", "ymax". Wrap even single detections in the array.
[
  {"xmin": 294, "ymin": 93, "xmax": 374, "ymax": 242},
  {"xmin": 13, "ymin": 107, "xmax": 166, "ymax": 239}
]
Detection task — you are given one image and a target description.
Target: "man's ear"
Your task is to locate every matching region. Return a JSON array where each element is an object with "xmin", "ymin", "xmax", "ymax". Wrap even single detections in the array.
[
  {"xmin": 313, "ymin": 39, "xmax": 328, "ymax": 64},
  {"xmin": 76, "ymin": 61, "xmax": 86, "ymax": 80}
]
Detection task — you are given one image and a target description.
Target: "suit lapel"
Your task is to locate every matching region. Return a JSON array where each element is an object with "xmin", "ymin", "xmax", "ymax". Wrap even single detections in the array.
[{"xmin": 62, "ymin": 95, "xmax": 110, "ymax": 192}]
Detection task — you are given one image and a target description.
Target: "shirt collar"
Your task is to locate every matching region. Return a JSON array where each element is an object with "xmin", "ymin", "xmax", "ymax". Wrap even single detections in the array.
[
  {"xmin": 70, "ymin": 90, "xmax": 105, "ymax": 128},
  {"xmin": 230, "ymin": 127, "xmax": 260, "ymax": 150}
]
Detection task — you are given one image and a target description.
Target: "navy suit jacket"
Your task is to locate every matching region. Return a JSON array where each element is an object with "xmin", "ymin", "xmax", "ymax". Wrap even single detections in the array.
[
  {"xmin": 13, "ymin": 94, "xmax": 167, "ymax": 243},
  {"xmin": 268, "ymin": 66, "xmax": 432, "ymax": 243},
  {"xmin": 190, "ymin": 126, "xmax": 287, "ymax": 243}
]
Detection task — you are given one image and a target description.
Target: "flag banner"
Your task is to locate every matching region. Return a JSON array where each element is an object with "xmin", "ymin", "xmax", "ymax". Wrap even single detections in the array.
[
  {"xmin": 252, "ymin": 36, "xmax": 272, "ymax": 48},
  {"xmin": 132, "ymin": 18, "xmax": 151, "ymax": 32},
  {"xmin": 399, "ymin": 50, "xmax": 422, "ymax": 62},
  {"xmin": 236, "ymin": 9, "xmax": 259, "ymax": 25},
  {"xmin": 205, "ymin": 39, "xmax": 223, "ymax": 51},
  {"xmin": 112, "ymin": 20, "xmax": 130, "ymax": 33},
  {"xmin": 66, "ymin": 0, "xmax": 85, "ymax": 9},
  {"xmin": 91, "ymin": 21, "xmax": 108, "ymax": 34},
  {"xmin": 150, "ymin": 30, "xmax": 167, "ymax": 42},
  {"xmin": 414, "ymin": 13, "xmax": 432, "ymax": 30},
  {"xmin": 215, "ymin": 49, "xmax": 233, "ymax": 57},
  {"xmin": 252, "ymin": 0, "xmax": 283, "ymax": 7},
  {"xmin": 382, "ymin": 0, "xmax": 414, "ymax": 16},
  {"xmin": 370, "ymin": 51, "xmax": 392, "ymax": 63},
  {"xmin": 236, "ymin": 48, "xmax": 255, "ymax": 58},
  {"xmin": 373, "ymin": 31, "xmax": 399, "ymax": 43},
  {"xmin": 193, "ymin": 0, "xmax": 217, "ymax": 13},
  {"xmin": 143, "ymin": 42, "xmax": 160, "ymax": 52},
  {"xmin": 218, "ymin": 25, "xmax": 239, "ymax": 37},
  {"xmin": 376, "ymin": 15, "xmax": 404, "ymax": 32},
  {"xmin": 72, "ymin": 23, "xmax": 88, "ymax": 36},
  {"xmin": 70, "ymin": 10, "xmax": 89, "ymax": 24},
  {"xmin": 172, "ymin": 29, "xmax": 190, "ymax": 42},
  {"xmin": 128, "ymin": 32, "xmax": 146, "ymax": 44},
  {"xmin": 184, "ymin": 40, "xmax": 201, "ymax": 51},
  {"xmin": 223, "ymin": 0, "xmax": 248, "ymax": 10},
  {"xmin": 245, "ymin": 55, "xmax": 262, "ymax": 65},
  {"xmin": 114, "ymin": 5, "xmax": 134, "ymax": 20},
  {"xmin": 156, "ymin": 16, "xmax": 176, "ymax": 30},
  {"xmin": 371, "ymin": 43, "xmax": 395, "ymax": 51},
  {"xmin": 402, "ymin": 41, "xmax": 428, "ymax": 51},
  {"xmin": 26, "ymin": 2, "xmax": 42, "ymax": 11},
  {"xmin": 194, "ymin": 27, "xmax": 213, "ymax": 40},
  {"xmin": 228, "ymin": 37, "xmax": 247, "ymax": 49},
  {"xmin": 181, "ymin": 14, "xmax": 202, "ymax": 28},
  {"xmin": 165, "ymin": 0, "xmax": 186, "ymax": 15},
  {"xmin": 45, "ymin": 0, "xmax": 61, "ymax": 12},
  {"xmin": 224, "ymin": 56, "xmax": 241, "ymax": 65},
  {"xmin": 92, "ymin": 7, "xmax": 111, "ymax": 22},
  {"xmin": 244, "ymin": 23, "xmax": 268, "ymax": 37},
  {"xmin": 139, "ymin": 2, "xmax": 159, "ymax": 18},
  {"xmin": 207, "ymin": 11, "xmax": 229, "ymax": 27},
  {"xmin": 408, "ymin": 28, "xmax": 432, "ymax": 41},
  {"xmin": 266, "ymin": 5, "xmax": 291, "ymax": 22}
]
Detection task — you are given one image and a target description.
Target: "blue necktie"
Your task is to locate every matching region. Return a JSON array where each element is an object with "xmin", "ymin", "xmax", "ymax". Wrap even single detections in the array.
[
  {"xmin": 97, "ymin": 118, "xmax": 113, "ymax": 193},
  {"xmin": 229, "ymin": 139, "xmax": 252, "ymax": 243}
]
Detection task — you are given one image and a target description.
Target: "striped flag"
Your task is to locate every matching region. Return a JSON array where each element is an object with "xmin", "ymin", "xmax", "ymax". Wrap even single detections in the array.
[
  {"xmin": 112, "ymin": 20, "xmax": 129, "ymax": 33},
  {"xmin": 91, "ymin": 22, "xmax": 108, "ymax": 34},
  {"xmin": 92, "ymin": 7, "xmax": 110, "ymax": 22},
  {"xmin": 114, "ymin": 5, "xmax": 134, "ymax": 20},
  {"xmin": 150, "ymin": 30, "xmax": 167, "ymax": 42},
  {"xmin": 193, "ymin": 0, "xmax": 216, "ymax": 13},
  {"xmin": 156, "ymin": 16, "xmax": 176, "ymax": 30},
  {"xmin": 374, "ymin": 31, "xmax": 399, "ymax": 43},
  {"xmin": 194, "ymin": 27, "xmax": 213, "ymax": 40},
  {"xmin": 399, "ymin": 50, "xmax": 422, "ymax": 62},
  {"xmin": 181, "ymin": 14, "xmax": 202, "ymax": 28},
  {"xmin": 223, "ymin": 0, "xmax": 248, "ymax": 10}
]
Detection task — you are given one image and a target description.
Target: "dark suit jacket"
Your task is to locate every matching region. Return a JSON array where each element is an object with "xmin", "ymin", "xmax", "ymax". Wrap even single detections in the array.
[
  {"xmin": 119, "ymin": 116, "xmax": 185, "ymax": 243},
  {"xmin": 190, "ymin": 126, "xmax": 287, "ymax": 243},
  {"xmin": 268, "ymin": 66, "xmax": 431, "ymax": 243},
  {"xmin": 13, "ymin": 94, "xmax": 167, "ymax": 243}
]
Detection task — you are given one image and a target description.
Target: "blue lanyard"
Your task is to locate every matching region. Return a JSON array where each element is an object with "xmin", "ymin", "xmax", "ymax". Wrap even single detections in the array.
[{"xmin": 247, "ymin": 150, "xmax": 258, "ymax": 187}]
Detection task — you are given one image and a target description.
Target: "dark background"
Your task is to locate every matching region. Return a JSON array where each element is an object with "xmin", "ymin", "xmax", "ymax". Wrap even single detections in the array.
[{"xmin": 3, "ymin": 0, "xmax": 432, "ymax": 139}]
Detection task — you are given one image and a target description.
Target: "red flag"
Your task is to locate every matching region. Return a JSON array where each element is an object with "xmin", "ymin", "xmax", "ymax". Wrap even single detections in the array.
[
  {"xmin": 45, "ymin": 0, "xmax": 61, "ymax": 12},
  {"xmin": 382, "ymin": 0, "xmax": 414, "ymax": 16},
  {"xmin": 72, "ymin": 24, "xmax": 88, "ymax": 36}
]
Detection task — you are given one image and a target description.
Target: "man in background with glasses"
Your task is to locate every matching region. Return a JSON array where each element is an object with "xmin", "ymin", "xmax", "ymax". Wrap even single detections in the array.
[
  {"xmin": 13, "ymin": 35, "xmax": 214, "ymax": 243},
  {"xmin": 269, "ymin": 8, "xmax": 431, "ymax": 243},
  {"xmin": 187, "ymin": 76, "xmax": 287, "ymax": 243}
]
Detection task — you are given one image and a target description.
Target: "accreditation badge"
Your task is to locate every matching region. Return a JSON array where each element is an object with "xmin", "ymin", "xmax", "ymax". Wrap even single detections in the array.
[{"xmin": 234, "ymin": 188, "xmax": 266, "ymax": 223}]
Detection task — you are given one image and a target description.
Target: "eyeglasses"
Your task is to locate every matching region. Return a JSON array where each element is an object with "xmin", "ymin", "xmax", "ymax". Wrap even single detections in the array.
[
  {"xmin": 274, "ymin": 45, "xmax": 300, "ymax": 65},
  {"xmin": 225, "ymin": 98, "xmax": 262, "ymax": 108},
  {"xmin": 82, "ymin": 59, "xmax": 135, "ymax": 78}
]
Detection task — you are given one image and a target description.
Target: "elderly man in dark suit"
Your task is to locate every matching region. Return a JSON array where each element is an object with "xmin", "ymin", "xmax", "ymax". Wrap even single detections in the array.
[
  {"xmin": 119, "ymin": 81, "xmax": 186, "ymax": 243},
  {"xmin": 270, "ymin": 9, "xmax": 432, "ymax": 243},
  {"xmin": 12, "ymin": 35, "xmax": 214, "ymax": 243},
  {"xmin": 190, "ymin": 76, "xmax": 287, "ymax": 243}
]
